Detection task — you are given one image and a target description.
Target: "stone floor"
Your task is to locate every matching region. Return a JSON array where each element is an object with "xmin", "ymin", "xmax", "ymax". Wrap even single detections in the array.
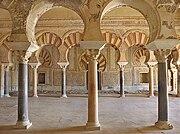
[{"xmin": 0, "ymin": 94, "xmax": 180, "ymax": 134}]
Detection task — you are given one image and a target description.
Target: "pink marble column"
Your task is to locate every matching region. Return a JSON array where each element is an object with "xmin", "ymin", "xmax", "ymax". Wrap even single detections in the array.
[{"xmin": 80, "ymin": 41, "xmax": 105, "ymax": 131}]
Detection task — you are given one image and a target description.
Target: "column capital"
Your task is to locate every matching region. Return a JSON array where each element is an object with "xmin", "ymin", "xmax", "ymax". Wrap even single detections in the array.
[
  {"xmin": 0, "ymin": 63, "xmax": 13, "ymax": 71},
  {"xmin": 57, "ymin": 62, "xmax": 69, "ymax": 70},
  {"xmin": 117, "ymin": 61, "xmax": 128, "ymax": 71},
  {"xmin": 14, "ymin": 50, "xmax": 32, "ymax": 64},
  {"xmin": 154, "ymin": 49, "xmax": 171, "ymax": 63},
  {"xmin": 146, "ymin": 62, "xmax": 158, "ymax": 68},
  {"xmin": 29, "ymin": 63, "xmax": 41, "ymax": 69},
  {"xmin": 85, "ymin": 49, "xmax": 101, "ymax": 61}
]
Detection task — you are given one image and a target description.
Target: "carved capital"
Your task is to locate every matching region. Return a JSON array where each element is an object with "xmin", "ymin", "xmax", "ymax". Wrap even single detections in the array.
[
  {"xmin": 146, "ymin": 62, "xmax": 158, "ymax": 68},
  {"xmin": 154, "ymin": 49, "xmax": 171, "ymax": 63},
  {"xmin": 117, "ymin": 62, "xmax": 128, "ymax": 71},
  {"xmin": 29, "ymin": 63, "xmax": 41, "ymax": 69},
  {"xmin": 14, "ymin": 50, "xmax": 32, "ymax": 64},
  {"xmin": 57, "ymin": 62, "xmax": 69, "ymax": 71},
  {"xmin": 85, "ymin": 49, "xmax": 100, "ymax": 61}
]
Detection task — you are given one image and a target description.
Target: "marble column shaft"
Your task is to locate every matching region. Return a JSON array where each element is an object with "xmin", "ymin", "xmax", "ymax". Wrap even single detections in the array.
[
  {"xmin": 33, "ymin": 67, "xmax": 38, "ymax": 97},
  {"xmin": 0, "ymin": 65, "xmax": 5, "ymax": 97},
  {"xmin": 57, "ymin": 63, "xmax": 68, "ymax": 98},
  {"xmin": 18, "ymin": 63, "xmax": 29, "ymax": 122},
  {"xmin": 4, "ymin": 67, "xmax": 10, "ymax": 97},
  {"xmin": 148, "ymin": 65, "xmax": 155, "ymax": 97},
  {"xmin": 158, "ymin": 62, "xmax": 168, "ymax": 121},
  {"xmin": 15, "ymin": 50, "xmax": 32, "ymax": 129},
  {"xmin": 154, "ymin": 49, "xmax": 173, "ymax": 129},
  {"xmin": 120, "ymin": 67, "xmax": 125, "ymax": 97},
  {"xmin": 176, "ymin": 66, "xmax": 180, "ymax": 97},
  {"xmin": 62, "ymin": 67, "xmax": 67, "ymax": 97}
]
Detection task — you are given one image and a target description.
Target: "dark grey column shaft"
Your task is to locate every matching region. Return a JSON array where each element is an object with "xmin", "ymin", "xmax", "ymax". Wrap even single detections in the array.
[
  {"xmin": 158, "ymin": 62, "xmax": 168, "ymax": 121},
  {"xmin": 120, "ymin": 68, "xmax": 125, "ymax": 97},
  {"xmin": 62, "ymin": 68, "xmax": 67, "ymax": 97},
  {"xmin": 18, "ymin": 64, "xmax": 29, "ymax": 122},
  {"xmin": 4, "ymin": 70, "xmax": 9, "ymax": 95}
]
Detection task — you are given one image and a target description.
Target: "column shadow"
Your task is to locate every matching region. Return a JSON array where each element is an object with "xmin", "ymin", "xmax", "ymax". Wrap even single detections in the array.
[
  {"xmin": 35, "ymin": 125, "xmax": 87, "ymax": 133},
  {"xmin": 138, "ymin": 125, "xmax": 165, "ymax": 133},
  {"xmin": 0, "ymin": 125, "xmax": 15, "ymax": 130}
]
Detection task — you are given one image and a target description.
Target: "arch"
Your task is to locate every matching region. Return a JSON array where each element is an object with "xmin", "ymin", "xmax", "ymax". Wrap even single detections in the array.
[
  {"xmin": 103, "ymin": 32, "xmax": 122, "ymax": 50},
  {"xmin": 36, "ymin": 32, "xmax": 62, "ymax": 48},
  {"xmin": 102, "ymin": 31, "xmax": 121, "ymax": 62},
  {"xmin": 123, "ymin": 31, "xmax": 149, "ymax": 48},
  {"xmin": 60, "ymin": 31, "xmax": 83, "ymax": 63},
  {"xmin": 102, "ymin": 0, "xmax": 160, "ymax": 43},
  {"xmin": 35, "ymin": 32, "xmax": 62, "ymax": 65},
  {"xmin": 39, "ymin": 48, "xmax": 51, "ymax": 67},
  {"xmin": 132, "ymin": 47, "xmax": 150, "ymax": 66},
  {"xmin": 79, "ymin": 52, "xmax": 106, "ymax": 72},
  {"xmin": 26, "ymin": 0, "xmax": 83, "ymax": 43}
]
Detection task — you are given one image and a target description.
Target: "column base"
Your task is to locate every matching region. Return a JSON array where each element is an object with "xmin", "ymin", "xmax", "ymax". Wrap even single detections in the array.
[
  {"xmin": 33, "ymin": 95, "xmax": 38, "ymax": 98},
  {"xmin": 148, "ymin": 95, "xmax": 155, "ymax": 98},
  {"xmin": 4, "ymin": 94, "xmax": 11, "ymax": 97},
  {"xmin": 61, "ymin": 94, "xmax": 67, "ymax": 98},
  {"xmin": 15, "ymin": 120, "xmax": 32, "ymax": 129},
  {"xmin": 120, "ymin": 94, "xmax": 125, "ymax": 98},
  {"xmin": 86, "ymin": 121, "xmax": 100, "ymax": 131},
  {"xmin": 155, "ymin": 121, "xmax": 173, "ymax": 130}
]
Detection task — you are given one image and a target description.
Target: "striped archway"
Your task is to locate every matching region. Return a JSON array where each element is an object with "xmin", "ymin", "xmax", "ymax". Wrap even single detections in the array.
[
  {"xmin": 39, "ymin": 48, "xmax": 51, "ymax": 67},
  {"xmin": 35, "ymin": 32, "xmax": 62, "ymax": 63},
  {"xmin": 36, "ymin": 32, "xmax": 62, "ymax": 48},
  {"xmin": 79, "ymin": 52, "xmax": 106, "ymax": 72},
  {"xmin": 133, "ymin": 47, "xmax": 150, "ymax": 66},
  {"xmin": 59, "ymin": 31, "xmax": 83, "ymax": 63},
  {"xmin": 102, "ymin": 31, "xmax": 122, "ymax": 62},
  {"xmin": 123, "ymin": 31, "xmax": 149, "ymax": 48}
]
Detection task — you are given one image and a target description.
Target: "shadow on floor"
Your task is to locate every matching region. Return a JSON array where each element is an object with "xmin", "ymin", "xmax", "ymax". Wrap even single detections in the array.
[
  {"xmin": 0, "ymin": 125, "xmax": 87, "ymax": 133},
  {"xmin": 0, "ymin": 125, "xmax": 16, "ymax": 130},
  {"xmin": 138, "ymin": 125, "xmax": 164, "ymax": 133}
]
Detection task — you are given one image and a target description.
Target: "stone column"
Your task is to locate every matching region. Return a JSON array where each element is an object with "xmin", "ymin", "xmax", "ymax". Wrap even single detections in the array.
[
  {"xmin": 0, "ymin": 64, "xmax": 5, "ymax": 97},
  {"xmin": 176, "ymin": 65, "xmax": 180, "ymax": 97},
  {"xmin": 147, "ymin": 62, "xmax": 157, "ymax": 97},
  {"xmin": 29, "ymin": 63, "xmax": 41, "ymax": 98},
  {"xmin": 86, "ymin": 49, "xmax": 100, "ymax": 130},
  {"xmin": 80, "ymin": 41, "xmax": 105, "ymax": 130},
  {"xmin": 154, "ymin": 49, "xmax": 173, "ymax": 130},
  {"xmin": 171, "ymin": 68, "xmax": 177, "ymax": 93},
  {"xmin": 4, "ymin": 65, "xmax": 11, "ymax": 97},
  {"xmin": 57, "ymin": 63, "xmax": 69, "ymax": 98},
  {"xmin": 117, "ymin": 62, "xmax": 128, "ymax": 97},
  {"xmin": 15, "ymin": 51, "xmax": 32, "ymax": 129}
]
